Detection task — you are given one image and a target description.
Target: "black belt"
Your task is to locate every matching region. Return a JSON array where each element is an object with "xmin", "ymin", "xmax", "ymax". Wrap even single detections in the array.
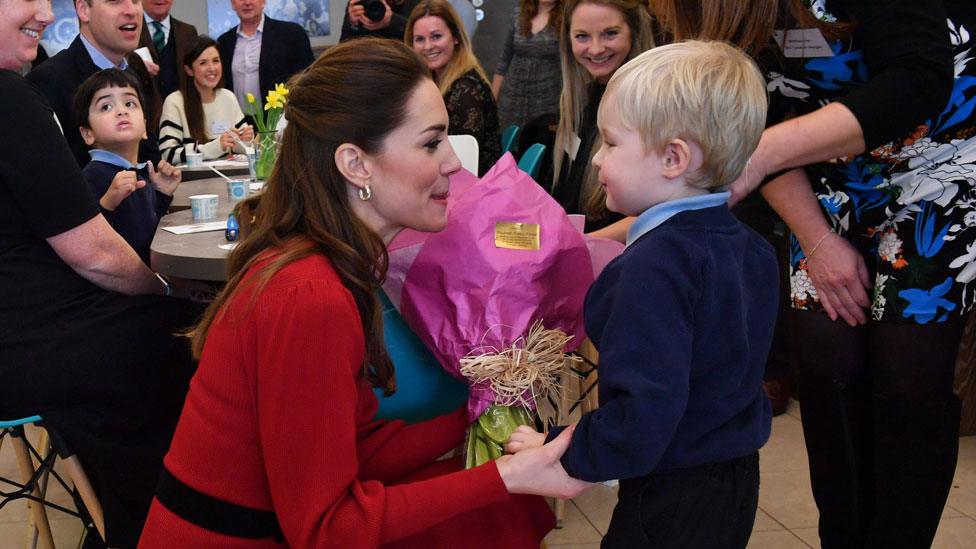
[{"xmin": 155, "ymin": 467, "xmax": 284, "ymax": 541}]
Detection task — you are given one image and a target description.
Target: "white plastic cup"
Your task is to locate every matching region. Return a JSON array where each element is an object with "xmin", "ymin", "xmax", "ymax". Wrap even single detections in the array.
[
  {"xmin": 189, "ymin": 194, "xmax": 219, "ymax": 221},
  {"xmin": 134, "ymin": 46, "xmax": 152, "ymax": 63},
  {"xmin": 185, "ymin": 152, "xmax": 203, "ymax": 168},
  {"xmin": 227, "ymin": 179, "xmax": 247, "ymax": 201}
]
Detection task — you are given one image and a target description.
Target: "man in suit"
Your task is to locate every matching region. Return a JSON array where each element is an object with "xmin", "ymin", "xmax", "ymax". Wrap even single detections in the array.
[
  {"xmin": 140, "ymin": 0, "xmax": 198, "ymax": 111},
  {"xmin": 28, "ymin": 0, "xmax": 160, "ymax": 168},
  {"xmin": 217, "ymin": 0, "xmax": 315, "ymax": 113}
]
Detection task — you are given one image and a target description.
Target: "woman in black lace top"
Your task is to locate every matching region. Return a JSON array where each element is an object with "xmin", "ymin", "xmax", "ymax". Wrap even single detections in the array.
[{"xmin": 407, "ymin": 0, "xmax": 501, "ymax": 176}]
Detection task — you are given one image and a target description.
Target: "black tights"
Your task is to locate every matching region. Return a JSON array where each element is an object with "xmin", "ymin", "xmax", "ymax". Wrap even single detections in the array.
[{"xmin": 792, "ymin": 311, "xmax": 963, "ymax": 549}]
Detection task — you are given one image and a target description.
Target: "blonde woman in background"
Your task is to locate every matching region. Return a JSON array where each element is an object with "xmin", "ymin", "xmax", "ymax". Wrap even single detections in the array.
[
  {"xmin": 551, "ymin": 0, "xmax": 653, "ymax": 239},
  {"xmin": 406, "ymin": 0, "xmax": 501, "ymax": 175}
]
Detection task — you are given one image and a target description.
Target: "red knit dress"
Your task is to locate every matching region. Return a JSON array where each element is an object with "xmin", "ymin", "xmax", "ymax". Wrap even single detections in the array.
[{"xmin": 138, "ymin": 253, "xmax": 554, "ymax": 548}]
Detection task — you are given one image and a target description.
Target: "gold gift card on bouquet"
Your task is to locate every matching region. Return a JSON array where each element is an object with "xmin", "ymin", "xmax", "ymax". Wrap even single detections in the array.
[{"xmin": 494, "ymin": 221, "xmax": 540, "ymax": 250}]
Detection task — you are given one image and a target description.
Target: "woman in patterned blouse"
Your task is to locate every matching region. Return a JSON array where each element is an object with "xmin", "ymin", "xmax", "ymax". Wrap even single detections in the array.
[{"xmin": 406, "ymin": 0, "xmax": 501, "ymax": 176}]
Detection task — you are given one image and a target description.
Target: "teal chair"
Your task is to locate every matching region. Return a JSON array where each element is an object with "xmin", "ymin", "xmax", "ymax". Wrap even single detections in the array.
[
  {"xmin": 517, "ymin": 143, "xmax": 547, "ymax": 180},
  {"xmin": 1, "ymin": 415, "xmax": 105, "ymax": 545},
  {"xmin": 501, "ymin": 125, "xmax": 521, "ymax": 153},
  {"xmin": 374, "ymin": 290, "xmax": 469, "ymax": 423}
]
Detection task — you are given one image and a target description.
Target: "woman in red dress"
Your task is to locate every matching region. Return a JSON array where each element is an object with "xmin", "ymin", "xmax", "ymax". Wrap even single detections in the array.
[{"xmin": 138, "ymin": 37, "xmax": 585, "ymax": 548}]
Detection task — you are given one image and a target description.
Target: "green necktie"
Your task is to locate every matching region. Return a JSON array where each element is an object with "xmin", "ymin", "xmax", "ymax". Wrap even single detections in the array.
[{"xmin": 152, "ymin": 21, "xmax": 166, "ymax": 52}]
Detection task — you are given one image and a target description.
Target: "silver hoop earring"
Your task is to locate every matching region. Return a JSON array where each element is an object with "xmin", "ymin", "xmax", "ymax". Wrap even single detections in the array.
[{"xmin": 358, "ymin": 183, "xmax": 372, "ymax": 201}]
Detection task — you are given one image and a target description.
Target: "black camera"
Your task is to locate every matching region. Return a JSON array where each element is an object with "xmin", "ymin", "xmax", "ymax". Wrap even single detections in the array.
[{"xmin": 358, "ymin": 0, "xmax": 387, "ymax": 22}]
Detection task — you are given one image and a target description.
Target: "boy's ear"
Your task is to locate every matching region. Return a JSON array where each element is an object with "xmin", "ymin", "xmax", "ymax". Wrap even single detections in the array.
[
  {"xmin": 79, "ymin": 126, "xmax": 96, "ymax": 147},
  {"xmin": 660, "ymin": 139, "xmax": 693, "ymax": 179}
]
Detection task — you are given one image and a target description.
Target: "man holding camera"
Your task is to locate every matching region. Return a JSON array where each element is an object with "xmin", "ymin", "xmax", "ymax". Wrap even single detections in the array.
[
  {"xmin": 217, "ymin": 0, "xmax": 314, "ymax": 111},
  {"xmin": 340, "ymin": 0, "xmax": 421, "ymax": 42}
]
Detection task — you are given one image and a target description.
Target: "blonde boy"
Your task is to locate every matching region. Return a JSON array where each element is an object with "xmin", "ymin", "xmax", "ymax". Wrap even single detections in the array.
[{"xmin": 508, "ymin": 41, "xmax": 779, "ymax": 548}]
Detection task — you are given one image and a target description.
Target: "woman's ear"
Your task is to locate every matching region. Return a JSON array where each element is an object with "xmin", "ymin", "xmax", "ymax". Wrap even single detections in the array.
[
  {"xmin": 660, "ymin": 138, "xmax": 693, "ymax": 179},
  {"xmin": 184, "ymin": 65, "xmax": 194, "ymax": 78},
  {"xmin": 335, "ymin": 143, "xmax": 372, "ymax": 192}
]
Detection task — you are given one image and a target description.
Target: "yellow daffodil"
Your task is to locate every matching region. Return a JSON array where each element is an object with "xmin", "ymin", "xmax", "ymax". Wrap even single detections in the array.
[
  {"xmin": 274, "ymin": 83, "xmax": 289, "ymax": 98},
  {"xmin": 246, "ymin": 92, "xmax": 256, "ymax": 105}
]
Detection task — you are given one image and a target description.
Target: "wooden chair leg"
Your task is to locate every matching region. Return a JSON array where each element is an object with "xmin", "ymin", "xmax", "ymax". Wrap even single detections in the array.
[
  {"xmin": 60, "ymin": 455, "xmax": 105, "ymax": 542},
  {"xmin": 9, "ymin": 433, "xmax": 55, "ymax": 549},
  {"xmin": 553, "ymin": 498, "xmax": 566, "ymax": 529}
]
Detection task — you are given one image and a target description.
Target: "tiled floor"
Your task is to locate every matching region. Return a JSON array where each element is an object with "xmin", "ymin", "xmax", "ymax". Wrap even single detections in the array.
[
  {"xmin": 2, "ymin": 401, "xmax": 975, "ymax": 548},
  {"xmin": 544, "ymin": 400, "xmax": 976, "ymax": 549}
]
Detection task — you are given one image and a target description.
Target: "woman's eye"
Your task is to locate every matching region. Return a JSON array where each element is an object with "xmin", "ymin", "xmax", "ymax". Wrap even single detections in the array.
[
  {"xmin": 431, "ymin": 33, "xmax": 441, "ymax": 41},
  {"xmin": 573, "ymin": 33, "xmax": 588, "ymax": 41},
  {"xmin": 604, "ymin": 30, "xmax": 618, "ymax": 39},
  {"xmin": 424, "ymin": 138, "xmax": 442, "ymax": 151}
]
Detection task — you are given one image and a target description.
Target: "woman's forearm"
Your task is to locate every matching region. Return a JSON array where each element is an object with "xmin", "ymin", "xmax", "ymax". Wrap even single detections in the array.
[
  {"xmin": 491, "ymin": 74, "xmax": 504, "ymax": 99},
  {"xmin": 756, "ymin": 102, "xmax": 865, "ymax": 178},
  {"xmin": 759, "ymin": 168, "xmax": 830, "ymax": 253},
  {"xmin": 47, "ymin": 215, "xmax": 166, "ymax": 295}
]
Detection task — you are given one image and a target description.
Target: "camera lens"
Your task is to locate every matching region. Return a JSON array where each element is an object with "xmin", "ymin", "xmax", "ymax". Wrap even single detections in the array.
[{"xmin": 361, "ymin": 0, "xmax": 386, "ymax": 22}]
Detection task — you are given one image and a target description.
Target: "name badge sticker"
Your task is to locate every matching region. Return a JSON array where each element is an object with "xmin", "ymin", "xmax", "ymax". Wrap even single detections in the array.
[
  {"xmin": 211, "ymin": 121, "xmax": 231, "ymax": 135},
  {"xmin": 495, "ymin": 221, "xmax": 541, "ymax": 251},
  {"xmin": 773, "ymin": 28, "xmax": 835, "ymax": 58}
]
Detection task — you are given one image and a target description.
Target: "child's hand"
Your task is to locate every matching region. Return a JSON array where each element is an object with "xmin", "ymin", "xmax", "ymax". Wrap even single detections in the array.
[
  {"xmin": 148, "ymin": 160, "xmax": 181, "ymax": 196},
  {"xmin": 505, "ymin": 425, "xmax": 547, "ymax": 454},
  {"xmin": 100, "ymin": 170, "xmax": 144, "ymax": 211},
  {"xmin": 219, "ymin": 130, "xmax": 237, "ymax": 152}
]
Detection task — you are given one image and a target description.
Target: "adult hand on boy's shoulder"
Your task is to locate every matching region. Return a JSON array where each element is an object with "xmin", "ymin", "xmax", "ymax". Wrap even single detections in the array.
[
  {"xmin": 100, "ymin": 170, "xmax": 144, "ymax": 211},
  {"xmin": 505, "ymin": 425, "xmax": 547, "ymax": 454},
  {"xmin": 148, "ymin": 160, "xmax": 182, "ymax": 196}
]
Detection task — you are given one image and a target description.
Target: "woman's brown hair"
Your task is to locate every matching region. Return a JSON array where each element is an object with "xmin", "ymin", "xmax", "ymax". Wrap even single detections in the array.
[
  {"xmin": 180, "ymin": 36, "xmax": 223, "ymax": 146},
  {"xmin": 648, "ymin": 0, "xmax": 849, "ymax": 55},
  {"xmin": 405, "ymin": 0, "xmax": 488, "ymax": 95},
  {"xmin": 189, "ymin": 38, "xmax": 431, "ymax": 394},
  {"xmin": 518, "ymin": 0, "xmax": 564, "ymax": 37}
]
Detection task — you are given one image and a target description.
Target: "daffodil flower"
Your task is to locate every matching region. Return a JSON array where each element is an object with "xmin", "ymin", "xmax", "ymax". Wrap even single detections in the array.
[
  {"xmin": 246, "ymin": 92, "xmax": 256, "ymax": 105},
  {"xmin": 274, "ymin": 83, "xmax": 290, "ymax": 98}
]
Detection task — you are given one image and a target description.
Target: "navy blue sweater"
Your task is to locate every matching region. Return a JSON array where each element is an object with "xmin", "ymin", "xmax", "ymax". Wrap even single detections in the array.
[
  {"xmin": 549, "ymin": 205, "xmax": 778, "ymax": 481},
  {"xmin": 82, "ymin": 159, "xmax": 172, "ymax": 265}
]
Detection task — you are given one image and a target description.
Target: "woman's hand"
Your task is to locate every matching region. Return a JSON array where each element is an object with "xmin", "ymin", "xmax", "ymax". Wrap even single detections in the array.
[
  {"xmin": 220, "ymin": 130, "xmax": 238, "ymax": 152},
  {"xmin": 504, "ymin": 425, "xmax": 546, "ymax": 453},
  {"xmin": 362, "ymin": 0, "xmax": 393, "ymax": 31},
  {"xmin": 148, "ymin": 160, "xmax": 181, "ymax": 196},
  {"xmin": 804, "ymin": 232, "xmax": 872, "ymax": 326},
  {"xmin": 495, "ymin": 424, "xmax": 593, "ymax": 499},
  {"xmin": 237, "ymin": 124, "xmax": 255, "ymax": 143}
]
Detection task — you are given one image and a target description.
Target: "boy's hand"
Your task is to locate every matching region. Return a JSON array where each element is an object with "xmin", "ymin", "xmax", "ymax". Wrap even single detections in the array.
[
  {"xmin": 505, "ymin": 425, "xmax": 547, "ymax": 454},
  {"xmin": 100, "ymin": 170, "xmax": 144, "ymax": 211},
  {"xmin": 148, "ymin": 160, "xmax": 181, "ymax": 196}
]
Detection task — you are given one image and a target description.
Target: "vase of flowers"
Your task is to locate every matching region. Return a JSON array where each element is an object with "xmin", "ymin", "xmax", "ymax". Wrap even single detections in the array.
[{"xmin": 246, "ymin": 83, "xmax": 288, "ymax": 181}]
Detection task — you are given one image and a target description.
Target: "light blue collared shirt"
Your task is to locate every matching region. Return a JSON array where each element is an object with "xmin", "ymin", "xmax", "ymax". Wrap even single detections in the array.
[
  {"xmin": 89, "ymin": 149, "xmax": 146, "ymax": 171},
  {"xmin": 232, "ymin": 14, "xmax": 265, "ymax": 109},
  {"xmin": 145, "ymin": 14, "xmax": 171, "ymax": 49},
  {"xmin": 79, "ymin": 34, "xmax": 128, "ymax": 70},
  {"xmin": 625, "ymin": 191, "xmax": 731, "ymax": 248}
]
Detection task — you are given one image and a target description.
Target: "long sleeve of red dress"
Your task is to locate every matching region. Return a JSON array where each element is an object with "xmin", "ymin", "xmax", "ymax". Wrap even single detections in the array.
[{"xmin": 139, "ymin": 254, "xmax": 553, "ymax": 548}]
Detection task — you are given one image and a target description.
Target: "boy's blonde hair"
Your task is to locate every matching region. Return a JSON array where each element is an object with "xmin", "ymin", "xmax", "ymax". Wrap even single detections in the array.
[{"xmin": 604, "ymin": 40, "xmax": 767, "ymax": 189}]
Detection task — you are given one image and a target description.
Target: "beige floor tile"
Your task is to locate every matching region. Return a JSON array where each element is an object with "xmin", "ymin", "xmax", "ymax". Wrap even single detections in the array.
[
  {"xmin": 746, "ymin": 529, "xmax": 812, "ymax": 549},
  {"xmin": 932, "ymin": 516, "xmax": 976, "ymax": 548},
  {"xmin": 0, "ymin": 520, "xmax": 31, "ymax": 548},
  {"xmin": 947, "ymin": 457, "xmax": 976, "ymax": 517},
  {"xmin": 943, "ymin": 504, "xmax": 964, "ymax": 519},
  {"xmin": 758, "ymin": 470, "xmax": 819, "ymax": 529},
  {"xmin": 959, "ymin": 436, "xmax": 975, "ymax": 458},
  {"xmin": 760, "ymin": 414, "xmax": 809, "ymax": 473},
  {"xmin": 752, "ymin": 508, "xmax": 785, "ymax": 532},
  {"xmin": 0, "ymin": 498, "xmax": 27, "ymax": 523},
  {"xmin": 571, "ymin": 483, "xmax": 617, "ymax": 535},
  {"xmin": 791, "ymin": 527, "xmax": 821, "ymax": 549},
  {"xmin": 544, "ymin": 500, "xmax": 603, "ymax": 545}
]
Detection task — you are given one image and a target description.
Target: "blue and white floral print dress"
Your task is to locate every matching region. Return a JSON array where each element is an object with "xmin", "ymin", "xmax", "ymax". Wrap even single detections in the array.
[{"xmin": 772, "ymin": 2, "xmax": 976, "ymax": 325}]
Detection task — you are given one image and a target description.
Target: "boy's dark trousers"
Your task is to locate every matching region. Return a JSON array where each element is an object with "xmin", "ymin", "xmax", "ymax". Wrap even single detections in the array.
[{"xmin": 601, "ymin": 452, "xmax": 759, "ymax": 549}]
